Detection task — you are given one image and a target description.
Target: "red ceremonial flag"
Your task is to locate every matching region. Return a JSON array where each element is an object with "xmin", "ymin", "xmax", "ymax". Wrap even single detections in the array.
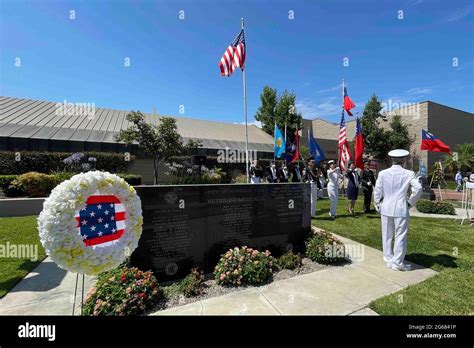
[
  {"xmin": 343, "ymin": 86, "xmax": 355, "ymax": 116},
  {"xmin": 219, "ymin": 29, "xmax": 246, "ymax": 77},
  {"xmin": 290, "ymin": 128, "xmax": 300, "ymax": 163},
  {"xmin": 338, "ymin": 113, "xmax": 352, "ymax": 171},
  {"xmin": 421, "ymin": 129, "xmax": 451, "ymax": 153},
  {"xmin": 354, "ymin": 117, "xmax": 365, "ymax": 169}
]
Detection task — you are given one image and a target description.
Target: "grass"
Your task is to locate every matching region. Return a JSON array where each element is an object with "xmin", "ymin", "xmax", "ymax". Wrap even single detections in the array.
[
  {"xmin": 0, "ymin": 199, "xmax": 472, "ymax": 314},
  {"xmin": 0, "ymin": 215, "xmax": 45, "ymax": 298},
  {"xmin": 313, "ymin": 197, "xmax": 474, "ymax": 315}
]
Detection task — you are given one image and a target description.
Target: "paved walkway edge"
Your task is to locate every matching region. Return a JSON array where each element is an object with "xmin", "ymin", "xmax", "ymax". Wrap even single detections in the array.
[{"xmin": 151, "ymin": 231, "xmax": 437, "ymax": 316}]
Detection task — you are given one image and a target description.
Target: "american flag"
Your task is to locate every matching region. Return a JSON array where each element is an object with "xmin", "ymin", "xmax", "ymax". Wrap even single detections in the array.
[
  {"xmin": 75, "ymin": 195, "xmax": 125, "ymax": 247},
  {"xmin": 338, "ymin": 112, "xmax": 352, "ymax": 172},
  {"xmin": 219, "ymin": 29, "xmax": 246, "ymax": 77}
]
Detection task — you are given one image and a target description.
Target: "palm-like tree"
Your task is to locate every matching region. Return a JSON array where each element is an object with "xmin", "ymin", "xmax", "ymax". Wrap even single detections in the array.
[{"xmin": 443, "ymin": 143, "xmax": 474, "ymax": 174}]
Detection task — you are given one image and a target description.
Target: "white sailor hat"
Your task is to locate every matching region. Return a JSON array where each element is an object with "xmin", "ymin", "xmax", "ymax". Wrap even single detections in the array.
[
  {"xmin": 388, "ymin": 149, "xmax": 410, "ymax": 158},
  {"xmin": 327, "ymin": 160, "xmax": 335, "ymax": 164}
]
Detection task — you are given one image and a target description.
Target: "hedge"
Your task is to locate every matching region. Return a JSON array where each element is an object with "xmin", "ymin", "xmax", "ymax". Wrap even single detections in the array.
[
  {"xmin": 416, "ymin": 199, "xmax": 456, "ymax": 215},
  {"xmin": 0, "ymin": 151, "xmax": 135, "ymax": 175},
  {"xmin": 167, "ymin": 156, "xmax": 297, "ymax": 184},
  {"xmin": 0, "ymin": 172, "xmax": 142, "ymax": 198}
]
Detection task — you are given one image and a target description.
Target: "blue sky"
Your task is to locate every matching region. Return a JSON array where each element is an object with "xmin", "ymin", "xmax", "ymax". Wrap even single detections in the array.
[{"xmin": 1, "ymin": 0, "xmax": 473, "ymax": 125}]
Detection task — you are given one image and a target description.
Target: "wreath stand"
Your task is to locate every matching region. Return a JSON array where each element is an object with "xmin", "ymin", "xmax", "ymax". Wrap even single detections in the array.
[
  {"xmin": 429, "ymin": 161, "xmax": 448, "ymax": 201},
  {"xmin": 72, "ymin": 273, "xmax": 85, "ymax": 316},
  {"xmin": 461, "ymin": 181, "xmax": 474, "ymax": 226}
]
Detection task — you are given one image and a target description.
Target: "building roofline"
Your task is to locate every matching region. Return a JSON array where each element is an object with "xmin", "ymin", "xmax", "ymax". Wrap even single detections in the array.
[
  {"xmin": 0, "ymin": 95, "xmax": 265, "ymax": 130},
  {"xmin": 304, "ymin": 117, "xmax": 357, "ymax": 126}
]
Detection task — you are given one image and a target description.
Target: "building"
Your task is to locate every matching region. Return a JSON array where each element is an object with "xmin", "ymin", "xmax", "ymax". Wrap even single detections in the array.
[
  {"xmin": 301, "ymin": 101, "xmax": 474, "ymax": 169},
  {"xmin": 0, "ymin": 96, "xmax": 274, "ymax": 183}
]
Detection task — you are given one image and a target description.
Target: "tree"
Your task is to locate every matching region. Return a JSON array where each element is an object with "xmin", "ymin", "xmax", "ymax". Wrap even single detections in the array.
[
  {"xmin": 255, "ymin": 86, "xmax": 277, "ymax": 136},
  {"xmin": 299, "ymin": 145, "xmax": 310, "ymax": 160},
  {"xmin": 361, "ymin": 95, "xmax": 411, "ymax": 163},
  {"xmin": 255, "ymin": 86, "xmax": 302, "ymax": 142},
  {"xmin": 443, "ymin": 143, "xmax": 474, "ymax": 174},
  {"xmin": 389, "ymin": 115, "xmax": 411, "ymax": 150},
  {"xmin": 115, "ymin": 111, "xmax": 201, "ymax": 184}
]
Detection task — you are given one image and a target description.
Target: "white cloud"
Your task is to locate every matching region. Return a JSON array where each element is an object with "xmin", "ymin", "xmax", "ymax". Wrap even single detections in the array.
[
  {"xmin": 316, "ymin": 83, "xmax": 343, "ymax": 94},
  {"xmin": 296, "ymin": 97, "xmax": 341, "ymax": 119},
  {"xmin": 405, "ymin": 87, "xmax": 432, "ymax": 95},
  {"xmin": 446, "ymin": 6, "xmax": 472, "ymax": 22}
]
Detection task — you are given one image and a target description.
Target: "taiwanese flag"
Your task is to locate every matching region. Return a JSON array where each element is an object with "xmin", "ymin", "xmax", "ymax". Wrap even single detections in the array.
[
  {"xmin": 421, "ymin": 129, "xmax": 451, "ymax": 153},
  {"xmin": 343, "ymin": 86, "xmax": 355, "ymax": 116},
  {"xmin": 354, "ymin": 117, "xmax": 365, "ymax": 169},
  {"xmin": 289, "ymin": 128, "xmax": 300, "ymax": 163}
]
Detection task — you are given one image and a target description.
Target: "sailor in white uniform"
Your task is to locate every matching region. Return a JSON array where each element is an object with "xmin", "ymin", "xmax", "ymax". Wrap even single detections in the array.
[
  {"xmin": 303, "ymin": 160, "xmax": 322, "ymax": 218},
  {"xmin": 326, "ymin": 160, "xmax": 340, "ymax": 220},
  {"xmin": 373, "ymin": 149, "xmax": 422, "ymax": 271}
]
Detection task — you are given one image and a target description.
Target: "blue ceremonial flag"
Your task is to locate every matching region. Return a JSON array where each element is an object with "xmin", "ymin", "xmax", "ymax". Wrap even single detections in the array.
[
  {"xmin": 274, "ymin": 125, "xmax": 286, "ymax": 158},
  {"xmin": 308, "ymin": 129, "xmax": 325, "ymax": 163}
]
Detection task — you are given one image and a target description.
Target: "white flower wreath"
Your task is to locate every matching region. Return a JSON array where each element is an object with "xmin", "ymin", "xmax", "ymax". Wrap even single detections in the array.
[{"xmin": 37, "ymin": 171, "xmax": 143, "ymax": 275}]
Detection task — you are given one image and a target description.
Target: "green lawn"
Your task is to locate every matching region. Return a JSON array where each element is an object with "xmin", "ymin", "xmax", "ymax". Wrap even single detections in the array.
[
  {"xmin": 313, "ymin": 197, "xmax": 474, "ymax": 315},
  {"xmin": 0, "ymin": 216, "xmax": 46, "ymax": 298},
  {"xmin": 1, "ymin": 200, "xmax": 473, "ymax": 315}
]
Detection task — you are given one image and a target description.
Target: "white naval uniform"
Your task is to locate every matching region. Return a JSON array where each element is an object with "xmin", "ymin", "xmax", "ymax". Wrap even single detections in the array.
[
  {"xmin": 373, "ymin": 165, "xmax": 422, "ymax": 268},
  {"xmin": 318, "ymin": 175, "xmax": 325, "ymax": 198},
  {"xmin": 250, "ymin": 176, "xmax": 261, "ymax": 184},
  {"xmin": 327, "ymin": 168, "xmax": 340, "ymax": 217},
  {"xmin": 304, "ymin": 168, "xmax": 318, "ymax": 217}
]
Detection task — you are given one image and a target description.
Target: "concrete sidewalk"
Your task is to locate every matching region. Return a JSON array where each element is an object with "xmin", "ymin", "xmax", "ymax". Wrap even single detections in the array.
[
  {"xmin": 151, "ymin": 233, "xmax": 437, "ymax": 316},
  {"xmin": 0, "ymin": 257, "xmax": 96, "ymax": 315},
  {"xmin": 0, "ymin": 233, "xmax": 437, "ymax": 316},
  {"xmin": 410, "ymin": 207, "xmax": 466, "ymax": 219}
]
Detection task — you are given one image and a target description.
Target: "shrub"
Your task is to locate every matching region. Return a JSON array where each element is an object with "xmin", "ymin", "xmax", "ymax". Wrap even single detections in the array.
[
  {"xmin": 0, "ymin": 172, "xmax": 142, "ymax": 197},
  {"xmin": 12, "ymin": 172, "xmax": 58, "ymax": 198},
  {"xmin": 305, "ymin": 229, "xmax": 347, "ymax": 264},
  {"xmin": 214, "ymin": 246, "xmax": 276, "ymax": 286},
  {"xmin": 202, "ymin": 167, "xmax": 226, "ymax": 184},
  {"xmin": 0, "ymin": 175, "xmax": 26, "ymax": 197},
  {"xmin": 234, "ymin": 174, "xmax": 248, "ymax": 184},
  {"xmin": 83, "ymin": 266, "xmax": 161, "ymax": 316},
  {"xmin": 178, "ymin": 267, "xmax": 205, "ymax": 297},
  {"xmin": 278, "ymin": 251, "xmax": 302, "ymax": 270},
  {"xmin": 0, "ymin": 151, "xmax": 135, "ymax": 175},
  {"xmin": 416, "ymin": 199, "xmax": 456, "ymax": 215},
  {"xmin": 52, "ymin": 171, "xmax": 74, "ymax": 183},
  {"xmin": 117, "ymin": 173, "xmax": 142, "ymax": 186}
]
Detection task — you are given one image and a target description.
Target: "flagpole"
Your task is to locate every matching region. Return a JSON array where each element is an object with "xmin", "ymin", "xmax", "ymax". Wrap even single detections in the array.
[
  {"xmin": 337, "ymin": 79, "xmax": 344, "ymax": 169},
  {"xmin": 241, "ymin": 18, "xmax": 250, "ymax": 183},
  {"xmin": 274, "ymin": 122, "xmax": 276, "ymax": 163}
]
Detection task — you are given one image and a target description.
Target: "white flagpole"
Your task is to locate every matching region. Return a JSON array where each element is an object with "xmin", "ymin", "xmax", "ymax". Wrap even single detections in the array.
[
  {"xmin": 274, "ymin": 122, "xmax": 276, "ymax": 162},
  {"xmin": 241, "ymin": 18, "xmax": 250, "ymax": 183}
]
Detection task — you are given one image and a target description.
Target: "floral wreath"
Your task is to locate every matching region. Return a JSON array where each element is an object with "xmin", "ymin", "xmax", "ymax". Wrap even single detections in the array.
[{"xmin": 38, "ymin": 171, "xmax": 143, "ymax": 275}]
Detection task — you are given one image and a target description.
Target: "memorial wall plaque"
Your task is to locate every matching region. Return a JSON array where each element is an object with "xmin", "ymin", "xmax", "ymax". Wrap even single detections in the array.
[{"xmin": 131, "ymin": 183, "xmax": 311, "ymax": 280}]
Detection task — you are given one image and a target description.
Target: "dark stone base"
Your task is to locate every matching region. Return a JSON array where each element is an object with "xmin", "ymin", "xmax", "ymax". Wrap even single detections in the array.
[
  {"xmin": 421, "ymin": 189, "xmax": 436, "ymax": 201},
  {"xmin": 131, "ymin": 183, "xmax": 311, "ymax": 281}
]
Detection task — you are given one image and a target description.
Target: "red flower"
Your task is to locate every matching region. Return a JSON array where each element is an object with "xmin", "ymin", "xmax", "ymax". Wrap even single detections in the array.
[{"xmin": 121, "ymin": 275, "xmax": 127, "ymax": 283}]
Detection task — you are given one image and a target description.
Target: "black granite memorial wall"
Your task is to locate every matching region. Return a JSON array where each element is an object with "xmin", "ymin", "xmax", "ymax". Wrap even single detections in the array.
[{"xmin": 131, "ymin": 183, "xmax": 311, "ymax": 280}]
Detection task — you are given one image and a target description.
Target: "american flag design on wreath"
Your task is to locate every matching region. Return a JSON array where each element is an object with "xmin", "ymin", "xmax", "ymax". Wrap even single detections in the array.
[{"xmin": 75, "ymin": 194, "xmax": 126, "ymax": 247}]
